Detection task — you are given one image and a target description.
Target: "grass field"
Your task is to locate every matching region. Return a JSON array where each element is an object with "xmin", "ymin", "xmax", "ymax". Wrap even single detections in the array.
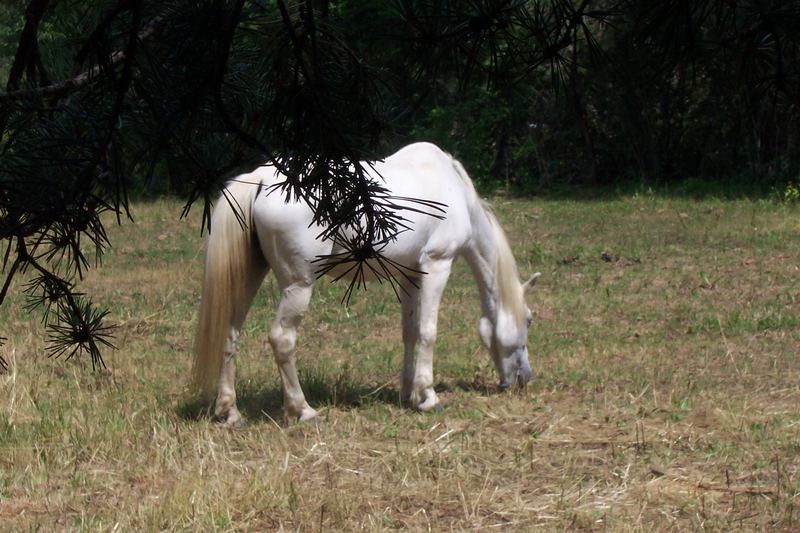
[{"xmin": 1, "ymin": 192, "xmax": 799, "ymax": 531}]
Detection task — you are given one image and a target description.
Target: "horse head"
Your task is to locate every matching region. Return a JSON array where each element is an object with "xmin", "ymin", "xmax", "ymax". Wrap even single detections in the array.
[{"xmin": 480, "ymin": 272, "xmax": 540, "ymax": 390}]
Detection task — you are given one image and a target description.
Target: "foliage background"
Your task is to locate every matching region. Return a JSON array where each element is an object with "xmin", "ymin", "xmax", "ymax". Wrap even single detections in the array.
[{"xmin": 4, "ymin": 1, "xmax": 798, "ymax": 195}]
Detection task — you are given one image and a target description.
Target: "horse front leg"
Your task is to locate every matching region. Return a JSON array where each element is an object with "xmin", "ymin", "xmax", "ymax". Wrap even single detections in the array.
[
  {"xmin": 410, "ymin": 258, "xmax": 452, "ymax": 412},
  {"xmin": 269, "ymin": 283, "xmax": 318, "ymax": 422}
]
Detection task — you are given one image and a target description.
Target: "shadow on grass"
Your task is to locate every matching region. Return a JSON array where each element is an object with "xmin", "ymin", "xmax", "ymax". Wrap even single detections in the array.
[
  {"xmin": 176, "ymin": 370, "xmax": 516, "ymax": 424},
  {"xmin": 450, "ymin": 379, "xmax": 504, "ymax": 395},
  {"xmin": 176, "ymin": 371, "xmax": 401, "ymax": 424}
]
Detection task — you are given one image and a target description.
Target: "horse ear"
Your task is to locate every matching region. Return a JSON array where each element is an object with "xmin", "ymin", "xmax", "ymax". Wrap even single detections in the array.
[{"xmin": 522, "ymin": 272, "xmax": 541, "ymax": 293}]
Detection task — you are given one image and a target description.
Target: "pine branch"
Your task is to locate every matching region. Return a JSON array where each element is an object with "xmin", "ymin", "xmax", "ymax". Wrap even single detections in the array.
[{"xmin": 0, "ymin": 11, "xmax": 167, "ymax": 104}]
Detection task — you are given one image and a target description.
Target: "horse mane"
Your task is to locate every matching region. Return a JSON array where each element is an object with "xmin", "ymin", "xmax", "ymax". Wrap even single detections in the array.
[
  {"xmin": 480, "ymin": 202, "xmax": 524, "ymax": 322},
  {"xmin": 449, "ymin": 156, "xmax": 524, "ymax": 323}
]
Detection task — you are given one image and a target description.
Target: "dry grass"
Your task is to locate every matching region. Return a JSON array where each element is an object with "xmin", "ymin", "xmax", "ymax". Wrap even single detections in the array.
[{"xmin": 1, "ymin": 194, "xmax": 799, "ymax": 531}]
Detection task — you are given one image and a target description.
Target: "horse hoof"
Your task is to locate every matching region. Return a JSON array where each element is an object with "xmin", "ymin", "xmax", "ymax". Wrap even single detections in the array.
[
  {"xmin": 215, "ymin": 414, "xmax": 247, "ymax": 430},
  {"xmin": 296, "ymin": 408, "xmax": 321, "ymax": 426},
  {"xmin": 301, "ymin": 415, "xmax": 321, "ymax": 428},
  {"xmin": 415, "ymin": 397, "xmax": 443, "ymax": 413}
]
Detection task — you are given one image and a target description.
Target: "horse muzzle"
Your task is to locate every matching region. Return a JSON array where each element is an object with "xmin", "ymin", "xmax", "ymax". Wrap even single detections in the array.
[{"xmin": 499, "ymin": 349, "xmax": 532, "ymax": 390}]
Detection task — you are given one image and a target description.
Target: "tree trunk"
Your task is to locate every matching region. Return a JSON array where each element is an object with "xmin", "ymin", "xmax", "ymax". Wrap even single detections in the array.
[{"xmin": 569, "ymin": 37, "xmax": 597, "ymax": 186}]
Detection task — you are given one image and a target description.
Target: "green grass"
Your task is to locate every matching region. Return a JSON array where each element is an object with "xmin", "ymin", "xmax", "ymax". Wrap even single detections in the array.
[{"xmin": 1, "ymin": 194, "xmax": 799, "ymax": 530}]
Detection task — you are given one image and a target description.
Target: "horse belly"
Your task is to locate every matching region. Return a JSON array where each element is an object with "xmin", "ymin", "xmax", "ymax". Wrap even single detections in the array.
[
  {"xmin": 319, "ymin": 232, "xmax": 423, "ymax": 283},
  {"xmin": 320, "ymin": 217, "xmax": 466, "ymax": 285}
]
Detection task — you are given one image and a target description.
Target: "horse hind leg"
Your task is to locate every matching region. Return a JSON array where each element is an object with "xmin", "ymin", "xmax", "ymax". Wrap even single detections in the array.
[
  {"xmin": 214, "ymin": 262, "xmax": 268, "ymax": 428},
  {"xmin": 215, "ymin": 329, "xmax": 244, "ymax": 428},
  {"xmin": 269, "ymin": 282, "xmax": 318, "ymax": 422}
]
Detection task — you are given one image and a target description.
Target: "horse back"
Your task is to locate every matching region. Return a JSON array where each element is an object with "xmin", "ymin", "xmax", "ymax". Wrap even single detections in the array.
[{"xmin": 250, "ymin": 143, "xmax": 475, "ymax": 282}]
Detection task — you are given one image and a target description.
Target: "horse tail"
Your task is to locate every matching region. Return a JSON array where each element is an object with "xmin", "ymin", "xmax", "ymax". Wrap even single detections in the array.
[{"xmin": 192, "ymin": 179, "xmax": 263, "ymax": 395}]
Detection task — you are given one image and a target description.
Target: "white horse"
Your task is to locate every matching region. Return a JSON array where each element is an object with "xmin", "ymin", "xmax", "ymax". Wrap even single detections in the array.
[{"xmin": 192, "ymin": 142, "xmax": 540, "ymax": 426}]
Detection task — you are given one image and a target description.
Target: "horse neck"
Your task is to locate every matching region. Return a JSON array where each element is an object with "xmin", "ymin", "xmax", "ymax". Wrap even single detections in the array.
[{"xmin": 463, "ymin": 203, "xmax": 504, "ymax": 319}]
